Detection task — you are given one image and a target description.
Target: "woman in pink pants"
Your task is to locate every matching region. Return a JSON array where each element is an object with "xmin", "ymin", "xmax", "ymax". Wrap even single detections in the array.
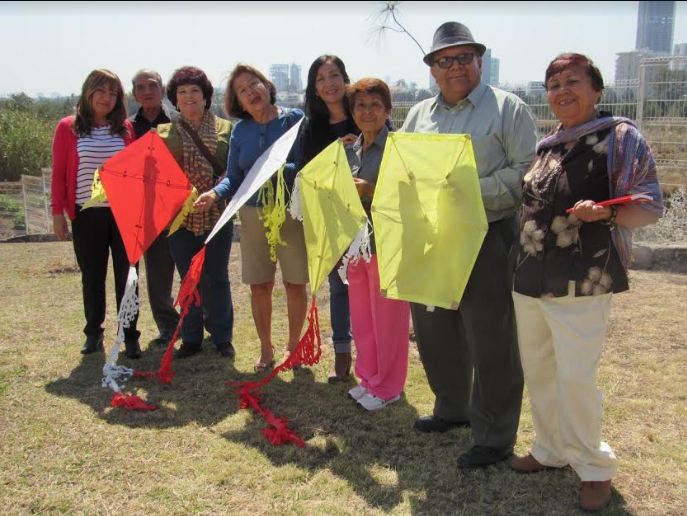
[{"xmin": 343, "ymin": 78, "xmax": 410, "ymax": 411}]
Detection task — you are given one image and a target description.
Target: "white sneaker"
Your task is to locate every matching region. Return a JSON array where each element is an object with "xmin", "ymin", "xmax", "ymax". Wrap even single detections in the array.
[
  {"xmin": 348, "ymin": 385, "xmax": 368, "ymax": 401},
  {"xmin": 357, "ymin": 393, "xmax": 401, "ymax": 411}
]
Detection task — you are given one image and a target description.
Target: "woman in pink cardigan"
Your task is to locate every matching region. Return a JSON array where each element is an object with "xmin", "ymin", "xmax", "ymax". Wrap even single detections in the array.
[{"xmin": 51, "ymin": 69, "xmax": 141, "ymax": 359}]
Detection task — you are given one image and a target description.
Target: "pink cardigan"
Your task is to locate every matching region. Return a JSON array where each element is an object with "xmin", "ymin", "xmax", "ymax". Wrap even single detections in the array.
[{"xmin": 51, "ymin": 116, "xmax": 135, "ymax": 220}]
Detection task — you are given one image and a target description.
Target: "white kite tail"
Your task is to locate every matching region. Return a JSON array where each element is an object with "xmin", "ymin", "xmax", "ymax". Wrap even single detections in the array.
[
  {"xmin": 289, "ymin": 174, "xmax": 303, "ymax": 221},
  {"xmin": 338, "ymin": 221, "xmax": 373, "ymax": 285},
  {"xmin": 102, "ymin": 265, "xmax": 138, "ymax": 392}
]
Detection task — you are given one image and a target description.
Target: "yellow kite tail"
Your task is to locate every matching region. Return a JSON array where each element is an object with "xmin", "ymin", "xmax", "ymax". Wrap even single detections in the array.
[
  {"xmin": 168, "ymin": 187, "xmax": 198, "ymax": 236},
  {"xmin": 81, "ymin": 168, "xmax": 107, "ymax": 210},
  {"xmin": 258, "ymin": 165, "xmax": 287, "ymax": 262}
]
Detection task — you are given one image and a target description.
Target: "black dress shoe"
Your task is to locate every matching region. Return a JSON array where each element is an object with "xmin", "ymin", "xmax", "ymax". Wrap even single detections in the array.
[
  {"xmin": 456, "ymin": 446, "xmax": 513, "ymax": 469},
  {"xmin": 414, "ymin": 415, "xmax": 470, "ymax": 433},
  {"xmin": 153, "ymin": 332, "xmax": 173, "ymax": 347},
  {"xmin": 175, "ymin": 341, "xmax": 202, "ymax": 359},
  {"xmin": 216, "ymin": 342, "xmax": 236, "ymax": 359},
  {"xmin": 124, "ymin": 339, "xmax": 142, "ymax": 359},
  {"xmin": 81, "ymin": 334, "xmax": 104, "ymax": 354}
]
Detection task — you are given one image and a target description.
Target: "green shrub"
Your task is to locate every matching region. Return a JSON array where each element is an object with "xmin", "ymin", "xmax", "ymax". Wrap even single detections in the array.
[{"xmin": 0, "ymin": 108, "xmax": 54, "ymax": 181}]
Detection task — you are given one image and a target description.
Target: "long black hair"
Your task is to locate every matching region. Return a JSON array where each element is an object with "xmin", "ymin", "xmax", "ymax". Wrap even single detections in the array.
[{"xmin": 300, "ymin": 55, "xmax": 352, "ymax": 166}]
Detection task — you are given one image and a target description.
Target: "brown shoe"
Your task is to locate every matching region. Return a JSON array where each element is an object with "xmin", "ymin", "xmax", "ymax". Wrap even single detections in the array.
[
  {"xmin": 579, "ymin": 480, "xmax": 612, "ymax": 512},
  {"xmin": 327, "ymin": 352, "xmax": 352, "ymax": 383},
  {"xmin": 508, "ymin": 454, "xmax": 552, "ymax": 474}
]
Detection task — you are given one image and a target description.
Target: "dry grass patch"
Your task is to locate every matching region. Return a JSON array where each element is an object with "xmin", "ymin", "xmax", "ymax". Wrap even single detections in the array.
[{"xmin": 0, "ymin": 242, "xmax": 685, "ymax": 515}]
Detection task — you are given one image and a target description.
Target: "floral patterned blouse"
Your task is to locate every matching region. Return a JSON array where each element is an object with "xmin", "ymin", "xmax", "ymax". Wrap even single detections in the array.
[{"xmin": 513, "ymin": 123, "xmax": 629, "ymax": 298}]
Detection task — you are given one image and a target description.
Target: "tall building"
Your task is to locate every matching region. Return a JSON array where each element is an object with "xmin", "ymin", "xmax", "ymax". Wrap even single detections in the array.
[
  {"xmin": 489, "ymin": 55, "xmax": 500, "ymax": 86},
  {"xmin": 289, "ymin": 63, "xmax": 302, "ymax": 92},
  {"xmin": 636, "ymin": 1, "xmax": 675, "ymax": 54},
  {"xmin": 269, "ymin": 64, "xmax": 290, "ymax": 92},
  {"xmin": 615, "ymin": 49, "xmax": 655, "ymax": 83},
  {"xmin": 673, "ymin": 43, "xmax": 687, "ymax": 71}
]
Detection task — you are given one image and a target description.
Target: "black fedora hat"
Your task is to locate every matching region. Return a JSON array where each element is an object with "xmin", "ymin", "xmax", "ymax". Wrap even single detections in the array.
[{"xmin": 423, "ymin": 22, "xmax": 487, "ymax": 66}]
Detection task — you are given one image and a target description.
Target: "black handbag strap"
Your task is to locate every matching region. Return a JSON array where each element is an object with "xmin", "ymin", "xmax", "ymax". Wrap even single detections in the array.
[{"xmin": 177, "ymin": 118, "xmax": 225, "ymax": 182}]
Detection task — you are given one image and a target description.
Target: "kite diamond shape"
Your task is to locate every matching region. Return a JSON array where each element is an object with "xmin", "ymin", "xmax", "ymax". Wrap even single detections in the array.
[
  {"xmin": 372, "ymin": 132, "xmax": 488, "ymax": 310},
  {"xmin": 99, "ymin": 131, "xmax": 192, "ymax": 264},
  {"xmin": 299, "ymin": 139, "xmax": 368, "ymax": 293}
]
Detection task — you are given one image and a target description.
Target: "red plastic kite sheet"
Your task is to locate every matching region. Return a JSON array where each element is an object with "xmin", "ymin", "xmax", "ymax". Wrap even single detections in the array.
[{"xmin": 99, "ymin": 131, "xmax": 191, "ymax": 264}]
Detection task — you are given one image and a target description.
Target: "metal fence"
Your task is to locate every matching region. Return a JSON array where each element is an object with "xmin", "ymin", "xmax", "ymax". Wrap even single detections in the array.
[
  {"xmin": 0, "ymin": 169, "xmax": 51, "ymax": 239},
  {"xmin": 3, "ymin": 59, "xmax": 687, "ymax": 239},
  {"xmin": 391, "ymin": 57, "xmax": 687, "ymax": 193}
]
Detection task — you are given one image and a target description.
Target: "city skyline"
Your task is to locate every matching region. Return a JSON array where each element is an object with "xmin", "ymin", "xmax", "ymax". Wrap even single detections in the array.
[{"xmin": 3, "ymin": 1, "xmax": 687, "ymax": 97}]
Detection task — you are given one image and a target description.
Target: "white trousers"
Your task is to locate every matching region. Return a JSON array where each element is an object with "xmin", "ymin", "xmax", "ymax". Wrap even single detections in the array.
[{"xmin": 512, "ymin": 286, "xmax": 617, "ymax": 481}]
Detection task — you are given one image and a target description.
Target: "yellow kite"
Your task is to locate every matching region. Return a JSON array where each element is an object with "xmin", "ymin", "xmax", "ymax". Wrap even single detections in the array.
[
  {"xmin": 372, "ymin": 132, "xmax": 488, "ymax": 310},
  {"xmin": 299, "ymin": 139, "xmax": 368, "ymax": 293}
]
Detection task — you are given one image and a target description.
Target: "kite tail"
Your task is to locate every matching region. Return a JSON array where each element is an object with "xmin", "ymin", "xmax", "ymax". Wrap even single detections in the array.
[
  {"xmin": 258, "ymin": 165, "xmax": 288, "ymax": 262},
  {"xmin": 111, "ymin": 392, "xmax": 158, "ymax": 411},
  {"xmin": 169, "ymin": 187, "xmax": 198, "ymax": 236},
  {"xmin": 338, "ymin": 221, "xmax": 373, "ymax": 284},
  {"xmin": 134, "ymin": 247, "xmax": 206, "ymax": 384},
  {"xmin": 288, "ymin": 174, "xmax": 303, "ymax": 221},
  {"xmin": 101, "ymin": 265, "xmax": 139, "ymax": 390},
  {"xmin": 82, "ymin": 167, "xmax": 107, "ymax": 209},
  {"xmin": 229, "ymin": 296, "xmax": 322, "ymax": 447},
  {"xmin": 103, "ymin": 266, "xmax": 158, "ymax": 410}
]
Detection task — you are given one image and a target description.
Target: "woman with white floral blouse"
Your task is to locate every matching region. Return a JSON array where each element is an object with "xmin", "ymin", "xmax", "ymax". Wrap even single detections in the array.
[{"xmin": 509, "ymin": 53, "xmax": 663, "ymax": 512}]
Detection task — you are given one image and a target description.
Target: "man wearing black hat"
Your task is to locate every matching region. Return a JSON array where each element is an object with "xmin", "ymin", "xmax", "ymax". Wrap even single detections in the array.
[{"xmin": 401, "ymin": 22, "xmax": 537, "ymax": 468}]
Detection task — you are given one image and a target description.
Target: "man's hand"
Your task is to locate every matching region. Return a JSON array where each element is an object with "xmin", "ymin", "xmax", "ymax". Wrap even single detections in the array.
[
  {"xmin": 53, "ymin": 214, "xmax": 70, "ymax": 240},
  {"xmin": 194, "ymin": 190, "xmax": 218, "ymax": 214}
]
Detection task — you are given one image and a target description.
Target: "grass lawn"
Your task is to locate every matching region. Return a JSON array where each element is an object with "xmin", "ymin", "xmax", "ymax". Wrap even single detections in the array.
[{"xmin": 0, "ymin": 241, "xmax": 685, "ymax": 516}]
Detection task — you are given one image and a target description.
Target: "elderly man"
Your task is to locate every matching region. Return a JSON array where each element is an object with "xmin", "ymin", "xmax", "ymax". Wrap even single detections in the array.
[
  {"xmin": 130, "ymin": 69, "xmax": 180, "ymax": 346},
  {"xmin": 401, "ymin": 22, "xmax": 537, "ymax": 468}
]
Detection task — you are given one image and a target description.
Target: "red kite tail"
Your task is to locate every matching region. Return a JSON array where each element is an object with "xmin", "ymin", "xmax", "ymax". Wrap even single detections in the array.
[{"xmin": 229, "ymin": 296, "xmax": 321, "ymax": 446}]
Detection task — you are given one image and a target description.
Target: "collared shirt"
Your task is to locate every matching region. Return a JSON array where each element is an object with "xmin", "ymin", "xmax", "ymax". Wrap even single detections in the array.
[
  {"xmin": 346, "ymin": 124, "xmax": 389, "ymax": 188},
  {"xmin": 345, "ymin": 125, "xmax": 390, "ymax": 253},
  {"xmin": 400, "ymin": 82, "xmax": 538, "ymax": 222},
  {"xmin": 130, "ymin": 103, "xmax": 178, "ymax": 139}
]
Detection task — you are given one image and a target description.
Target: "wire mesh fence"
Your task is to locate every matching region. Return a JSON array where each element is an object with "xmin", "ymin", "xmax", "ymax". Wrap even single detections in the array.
[{"xmin": 3, "ymin": 59, "xmax": 687, "ymax": 243}]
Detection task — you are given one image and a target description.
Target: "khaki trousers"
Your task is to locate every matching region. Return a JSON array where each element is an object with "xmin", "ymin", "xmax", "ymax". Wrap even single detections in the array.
[{"xmin": 512, "ymin": 287, "xmax": 617, "ymax": 481}]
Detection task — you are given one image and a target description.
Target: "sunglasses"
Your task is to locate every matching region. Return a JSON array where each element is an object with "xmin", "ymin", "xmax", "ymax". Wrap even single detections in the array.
[{"xmin": 434, "ymin": 53, "xmax": 476, "ymax": 69}]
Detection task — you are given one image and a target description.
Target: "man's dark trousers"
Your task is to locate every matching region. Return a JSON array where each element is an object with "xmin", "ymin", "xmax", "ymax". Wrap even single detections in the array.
[
  {"xmin": 410, "ymin": 216, "xmax": 524, "ymax": 451},
  {"xmin": 144, "ymin": 230, "xmax": 179, "ymax": 339}
]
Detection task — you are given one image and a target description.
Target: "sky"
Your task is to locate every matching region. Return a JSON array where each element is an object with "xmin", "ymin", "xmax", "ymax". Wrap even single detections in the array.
[{"xmin": 3, "ymin": 1, "xmax": 687, "ymax": 97}]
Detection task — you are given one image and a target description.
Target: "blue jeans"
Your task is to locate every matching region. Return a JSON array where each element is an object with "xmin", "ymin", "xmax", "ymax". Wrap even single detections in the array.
[
  {"xmin": 168, "ymin": 223, "xmax": 234, "ymax": 345},
  {"xmin": 328, "ymin": 268, "xmax": 352, "ymax": 353}
]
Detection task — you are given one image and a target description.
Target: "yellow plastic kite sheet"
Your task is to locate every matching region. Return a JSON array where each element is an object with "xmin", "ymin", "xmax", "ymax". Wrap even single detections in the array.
[
  {"xmin": 372, "ymin": 132, "xmax": 488, "ymax": 310},
  {"xmin": 299, "ymin": 140, "xmax": 368, "ymax": 293}
]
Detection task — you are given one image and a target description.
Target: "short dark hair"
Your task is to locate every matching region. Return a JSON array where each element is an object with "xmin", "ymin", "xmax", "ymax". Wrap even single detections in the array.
[
  {"xmin": 167, "ymin": 66, "xmax": 213, "ymax": 110},
  {"xmin": 346, "ymin": 78, "xmax": 392, "ymax": 112},
  {"xmin": 545, "ymin": 53, "xmax": 604, "ymax": 92},
  {"xmin": 224, "ymin": 64, "xmax": 277, "ymax": 119}
]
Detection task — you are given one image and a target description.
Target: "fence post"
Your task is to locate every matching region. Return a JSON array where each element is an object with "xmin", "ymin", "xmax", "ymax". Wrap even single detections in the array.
[
  {"xmin": 21, "ymin": 178, "xmax": 29, "ymax": 235},
  {"xmin": 41, "ymin": 169, "xmax": 50, "ymax": 232},
  {"xmin": 637, "ymin": 62, "xmax": 646, "ymax": 131}
]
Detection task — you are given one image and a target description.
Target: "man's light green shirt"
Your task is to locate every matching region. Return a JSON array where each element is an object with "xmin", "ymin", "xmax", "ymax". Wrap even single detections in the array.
[{"xmin": 400, "ymin": 82, "xmax": 538, "ymax": 222}]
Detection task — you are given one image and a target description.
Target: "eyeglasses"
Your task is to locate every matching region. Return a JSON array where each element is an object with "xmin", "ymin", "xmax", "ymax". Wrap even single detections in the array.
[{"xmin": 434, "ymin": 53, "xmax": 475, "ymax": 69}]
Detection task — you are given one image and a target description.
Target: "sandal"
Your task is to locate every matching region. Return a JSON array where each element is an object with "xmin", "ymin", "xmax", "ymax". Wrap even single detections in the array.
[
  {"xmin": 254, "ymin": 345, "xmax": 275, "ymax": 373},
  {"xmin": 253, "ymin": 358, "xmax": 275, "ymax": 373}
]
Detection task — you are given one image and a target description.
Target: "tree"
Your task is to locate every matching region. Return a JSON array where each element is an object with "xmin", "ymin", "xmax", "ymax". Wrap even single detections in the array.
[{"xmin": 370, "ymin": 1, "xmax": 425, "ymax": 57}]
